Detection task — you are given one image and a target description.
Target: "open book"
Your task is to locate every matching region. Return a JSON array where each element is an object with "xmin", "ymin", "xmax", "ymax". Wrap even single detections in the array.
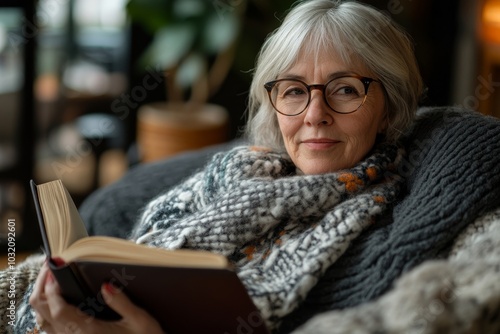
[{"xmin": 31, "ymin": 179, "xmax": 269, "ymax": 334}]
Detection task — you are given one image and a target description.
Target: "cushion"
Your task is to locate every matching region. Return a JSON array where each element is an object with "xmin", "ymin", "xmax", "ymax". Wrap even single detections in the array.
[{"xmin": 80, "ymin": 141, "xmax": 241, "ymax": 238}]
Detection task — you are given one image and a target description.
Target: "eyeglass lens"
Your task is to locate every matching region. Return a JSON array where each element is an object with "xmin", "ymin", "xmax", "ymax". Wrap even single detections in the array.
[{"xmin": 270, "ymin": 77, "xmax": 368, "ymax": 115}]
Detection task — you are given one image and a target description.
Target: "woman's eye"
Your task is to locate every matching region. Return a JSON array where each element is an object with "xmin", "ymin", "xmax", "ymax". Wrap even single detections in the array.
[
  {"xmin": 283, "ymin": 87, "xmax": 306, "ymax": 96},
  {"xmin": 336, "ymin": 86, "xmax": 358, "ymax": 95}
]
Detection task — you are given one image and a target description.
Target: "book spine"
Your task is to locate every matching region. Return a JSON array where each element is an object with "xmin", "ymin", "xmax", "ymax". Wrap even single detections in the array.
[{"xmin": 30, "ymin": 181, "xmax": 52, "ymax": 258}]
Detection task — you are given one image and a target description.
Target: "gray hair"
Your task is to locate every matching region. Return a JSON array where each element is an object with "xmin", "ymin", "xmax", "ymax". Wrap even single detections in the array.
[{"xmin": 245, "ymin": 0, "xmax": 424, "ymax": 149}]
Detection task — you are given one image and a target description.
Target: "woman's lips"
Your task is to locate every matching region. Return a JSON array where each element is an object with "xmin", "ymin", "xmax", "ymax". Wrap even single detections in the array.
[{"xmin": 302, "ymin": 138, "xmax": 341, "ymax": 149}]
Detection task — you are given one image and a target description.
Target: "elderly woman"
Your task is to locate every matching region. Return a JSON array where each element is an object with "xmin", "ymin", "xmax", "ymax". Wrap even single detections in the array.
[{"xmin": 3, "ymin": 0, "xmax": 500, "ymax": 333}]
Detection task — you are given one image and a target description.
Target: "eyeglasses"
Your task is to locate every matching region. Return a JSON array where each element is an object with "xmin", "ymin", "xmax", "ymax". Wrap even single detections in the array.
[{"xmin": 264, "ymin": 75, "xmax": 381, "ymax": 116}]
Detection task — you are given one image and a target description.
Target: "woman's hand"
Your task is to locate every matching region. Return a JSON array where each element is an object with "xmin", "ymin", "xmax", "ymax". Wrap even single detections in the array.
[{"xmin": 29, "ymin": 262, "xmax": 164, "ymax": 334}]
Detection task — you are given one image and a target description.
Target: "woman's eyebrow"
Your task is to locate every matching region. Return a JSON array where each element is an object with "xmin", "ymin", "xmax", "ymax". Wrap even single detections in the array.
[
  {"xmin": 327, "ymin": 71, "xmax": 359, "ymax": 79},
  {"xmin": 278, "ymin": 71, "xmax": 359, "ymax": 81},
  {"xmin": 277, "ymin": 73, "xmax": 305, "ymax": 80}
]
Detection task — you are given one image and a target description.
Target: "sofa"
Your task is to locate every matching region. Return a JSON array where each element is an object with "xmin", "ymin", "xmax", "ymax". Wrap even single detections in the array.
[{"xmin": 79, "ymin": 106, "xmax": 500, "ymax": 333}]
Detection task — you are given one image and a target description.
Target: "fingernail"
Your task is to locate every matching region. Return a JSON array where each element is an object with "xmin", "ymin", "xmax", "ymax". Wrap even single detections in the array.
[
  {"xmin": 103, "ymin": 282, "xmax": 119, "ymax": 295},
  {"xmin": 51, "ymin": 257, "xmax": 65, "ymax": 267},
  {"xmin": 45, "ymin": 271, "xmax": 54, "ymax": 285}
]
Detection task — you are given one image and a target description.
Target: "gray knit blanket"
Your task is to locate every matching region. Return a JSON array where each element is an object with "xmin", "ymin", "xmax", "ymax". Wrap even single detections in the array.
[
  {"xmin": 294, "ymin": 206, "xmax": 500, "ymax": 334},
  {"xmin": 132, "ymin": 143, "xmax": 404, "ymax": 329}
]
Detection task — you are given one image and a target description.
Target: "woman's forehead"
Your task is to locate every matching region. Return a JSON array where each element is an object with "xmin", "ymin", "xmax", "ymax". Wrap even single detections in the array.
[{"xmin": 282, "ymin": 45, "xmax": 370, "ymax": 77}]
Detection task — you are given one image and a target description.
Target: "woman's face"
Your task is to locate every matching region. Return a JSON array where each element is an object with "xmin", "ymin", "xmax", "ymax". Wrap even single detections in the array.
[{"xmin": 276, "ymin": 49, "xmax": 387, "ymax": 174}]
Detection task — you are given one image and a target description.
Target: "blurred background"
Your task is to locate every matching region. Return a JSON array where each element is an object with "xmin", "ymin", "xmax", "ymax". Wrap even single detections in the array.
[{"xmin": 0, "ymin": 0, "xmax": 498, "ymax": 258}]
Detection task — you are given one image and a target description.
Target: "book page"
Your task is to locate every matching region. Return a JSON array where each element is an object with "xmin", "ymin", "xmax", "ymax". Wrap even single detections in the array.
[
  {"xmin": 62, "ymin": 236, "xmax": 229, "ymax": 269},
  {"xmin": 37, "ymin": 180, "xmax": 88, "ymax": 255}
]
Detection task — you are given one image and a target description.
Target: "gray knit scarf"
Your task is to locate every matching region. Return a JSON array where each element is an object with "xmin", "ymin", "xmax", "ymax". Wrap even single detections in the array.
[{"xmin": 132, "ymin": 143, "xmax": 405, "ymax": 330}]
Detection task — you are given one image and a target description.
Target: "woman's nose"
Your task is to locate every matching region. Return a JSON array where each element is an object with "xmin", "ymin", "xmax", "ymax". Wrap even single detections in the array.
[{"xmin": 303, "ymin": 90, "xmax": 334, "ymax": 126}]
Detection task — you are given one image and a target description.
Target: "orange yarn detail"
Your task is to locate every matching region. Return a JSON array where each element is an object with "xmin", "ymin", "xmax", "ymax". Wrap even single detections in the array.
[
  {"xmin": 243, "ymin": 245, "xmax": 256, "ymax": 260},
  {"xmin": 338, "ymin": 173, "xmax": 364, "ymax": 192},
  {"xmin": 373, "ymin": 195, "xmax": 385, "ymax": 203},
  {"xmin": 366, "ymin": 167, "xmax": 378, "ymax": 181}
]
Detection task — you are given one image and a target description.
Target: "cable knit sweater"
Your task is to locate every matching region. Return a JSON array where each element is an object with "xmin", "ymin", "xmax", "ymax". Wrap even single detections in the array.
[{"xmin": 1, "ymin": 107, "xmax": 500, "ymax": 334}]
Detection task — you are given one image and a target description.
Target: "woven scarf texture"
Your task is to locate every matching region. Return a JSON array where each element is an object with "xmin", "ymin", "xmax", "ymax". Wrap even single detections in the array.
[{"xmin": 132, "ymin": 143, "xmax": 405, "ymax": 329}]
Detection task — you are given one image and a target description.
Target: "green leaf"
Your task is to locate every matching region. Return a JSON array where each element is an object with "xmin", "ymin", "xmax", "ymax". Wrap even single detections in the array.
[
  {"xmin": 202, "ymin": 12, "xmax": 239, "ymax": 53},
  {"xmin": 176, "ymin": 53, "xmax": 205, "ymax": 88},
  {"xmin": 173, "ymin": 0, "xmax": 206, "ymax": 19},
  {"xmin": 126, "ymin": 0, "xmax": 172, "ymax": 34},
  {"xmin": 141, "ymin": 24, "xmax": 196, "ymax": 69}
]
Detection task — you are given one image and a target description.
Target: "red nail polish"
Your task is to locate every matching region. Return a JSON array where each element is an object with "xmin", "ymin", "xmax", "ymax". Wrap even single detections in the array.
[
  {"xmin": 103, "ymin": 282, "xmax": 119, "ymax": 295},
  {"xmin": 51, "ymin": 257, "xmax": 65, "ymax": 267}
]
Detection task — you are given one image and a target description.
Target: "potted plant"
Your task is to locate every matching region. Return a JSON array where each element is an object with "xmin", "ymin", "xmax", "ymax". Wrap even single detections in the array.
[{"xmin": 126, "ymin": 0, "xmax": 246, "ymax": 162}]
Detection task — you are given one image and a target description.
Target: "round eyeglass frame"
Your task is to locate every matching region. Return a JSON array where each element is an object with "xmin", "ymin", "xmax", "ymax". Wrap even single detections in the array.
[{"xmin": 263, "ymin": 75, "xmax": 381, "ymax": 116}]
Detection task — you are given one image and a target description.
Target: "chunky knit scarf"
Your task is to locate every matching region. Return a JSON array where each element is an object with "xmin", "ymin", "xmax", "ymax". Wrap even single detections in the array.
[{"xmin": 131, "ymin": 143, "xmax": 404, "ymax": 329}]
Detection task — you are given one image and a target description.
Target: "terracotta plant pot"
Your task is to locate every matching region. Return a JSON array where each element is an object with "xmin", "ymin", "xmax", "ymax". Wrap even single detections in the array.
[{"xmin": 137, "ymin": 102, "xmax": 229, "ymax": 162}]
